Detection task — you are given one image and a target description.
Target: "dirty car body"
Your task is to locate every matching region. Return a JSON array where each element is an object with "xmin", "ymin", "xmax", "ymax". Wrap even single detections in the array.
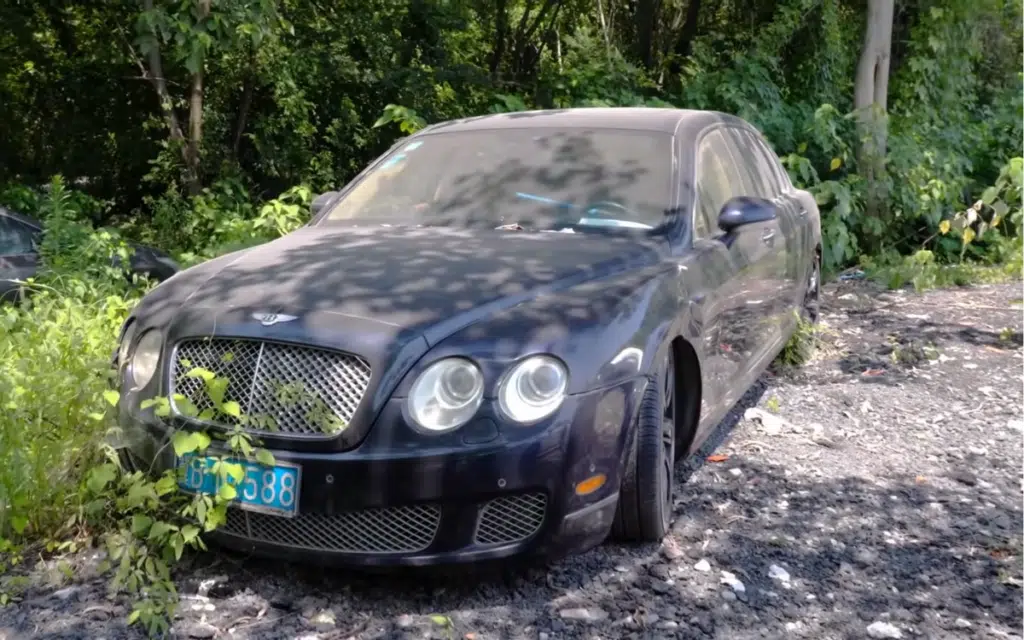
[{"xmin": 115, "ymin": 108, "xmax": 822, "ymax": 566}]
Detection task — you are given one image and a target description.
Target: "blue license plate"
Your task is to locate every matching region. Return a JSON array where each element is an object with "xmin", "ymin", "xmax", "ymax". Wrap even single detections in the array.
[{"xmin": 176, "ymin": 453, "xmax": 301, "ymax": 517}]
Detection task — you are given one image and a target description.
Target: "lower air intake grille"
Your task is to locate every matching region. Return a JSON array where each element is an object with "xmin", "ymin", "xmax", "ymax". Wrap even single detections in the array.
[
  {"xmin": 221, "ymin": 504, "xmax": 441, "ymax": 554},
  {"xmin": 474, "ymin": 493, "xmax": 547, "ymax": 546}
]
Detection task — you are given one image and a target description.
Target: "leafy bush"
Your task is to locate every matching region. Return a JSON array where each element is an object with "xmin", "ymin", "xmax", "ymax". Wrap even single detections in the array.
[{"xmin": 0, "ymin": 290, "xmax": 134, "ymax": 543}]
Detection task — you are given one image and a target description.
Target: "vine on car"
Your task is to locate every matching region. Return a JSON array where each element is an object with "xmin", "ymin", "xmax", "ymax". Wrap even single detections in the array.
[{"xmin": 85, "ymin": 360, "xmax": 278, "ymax": 636}]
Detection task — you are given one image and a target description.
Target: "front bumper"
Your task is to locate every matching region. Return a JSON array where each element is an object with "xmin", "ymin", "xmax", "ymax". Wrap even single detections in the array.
[{"xmin": 119, "ymin": 378, "xmax": 645, "ymax": 567}]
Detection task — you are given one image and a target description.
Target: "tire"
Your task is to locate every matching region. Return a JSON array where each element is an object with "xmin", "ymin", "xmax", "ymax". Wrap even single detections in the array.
[
  {"xmin": 801, "ymin": 250, "xmax": 821, "ymax": 324},
  {"xmin": 611, "ymin": 349, "xmax": 676, "ymax": 542}
]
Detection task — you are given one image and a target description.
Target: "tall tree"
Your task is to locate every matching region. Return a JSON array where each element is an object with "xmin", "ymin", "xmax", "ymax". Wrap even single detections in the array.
[
  {"xmin": 134, "ymin": 0, "xmax": 282, "ymax": 195},
  {"xmin": 854, "ymin": 0, "xmax": 895, "ymax": 218}
]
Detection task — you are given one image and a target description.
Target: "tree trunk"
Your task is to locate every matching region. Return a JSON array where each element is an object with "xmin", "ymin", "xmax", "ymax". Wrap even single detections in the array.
[
  {"xmin": 596, "ymin": 0, "xmax": 612, "ymax": 60},
  {"xmin": 634, "ymin": 0, "xmax": 659, "ymax": 68},
  {"xmin": 140, "ymin": 0, "xmax": 185, "ymax": 152},
  {"xmin": 854, "ymin": 0, "xmax": 895, "ymax": 219},
  {"xmin": 184, "ymin": 0, "xmax": 211, "ymax": 196},
  {"xmin": 232, "ymin": 66, "xmax": 255, "ymax": 160},
  {"xmin": 490, "ymin": 0, "xmax": 508, "ymax": 75},
  {"xmin": 666, "ymin": 0, "xmax": 701, "ymax": 79}
]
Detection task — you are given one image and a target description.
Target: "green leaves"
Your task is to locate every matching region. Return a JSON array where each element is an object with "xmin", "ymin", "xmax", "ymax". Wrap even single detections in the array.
[
  {"xmin": 103, "ymin": 390, "xmax": 120, "ymax": 407},
  {"xmin": 171, "ymin": 430, "xmax": 211, "ymax": 457},
  {"xmin": 87, "ymin": 463, "xmax": 118, "ymax": 494},
  {"xmin": 373, "ymin": 104, "xmax": 427, "ymax": 135},
  {"xmin": 255, "ymin": 449, "xmax": 275, "ymax": 467}
]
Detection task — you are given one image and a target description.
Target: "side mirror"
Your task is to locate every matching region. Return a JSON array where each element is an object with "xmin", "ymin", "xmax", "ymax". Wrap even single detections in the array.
[
  {"xmin": 717, "ymin": 196, "xmax": 776, "ymax": 233},
  {"xmin": 311, "ymin": 191, "xmax": 340, "ymax": 217}
]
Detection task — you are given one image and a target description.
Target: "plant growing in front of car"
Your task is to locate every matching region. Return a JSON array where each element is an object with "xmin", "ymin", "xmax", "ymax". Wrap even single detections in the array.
[{"xmin": 84, "ymin": 360, "xmax": 280, "ymax": 637}]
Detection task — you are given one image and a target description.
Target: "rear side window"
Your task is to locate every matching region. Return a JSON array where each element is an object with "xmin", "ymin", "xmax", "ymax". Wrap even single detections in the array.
[
  {"xmin": 727, "ymin": 128, "xmax": 776, "ymax": 199},
  {"xmin": 694, "ymin": 129, "xmax": 750, "ymax": 238},
  {"xmin": 748, "ymin": 130, "xmax": 790, "ymax": 195}
]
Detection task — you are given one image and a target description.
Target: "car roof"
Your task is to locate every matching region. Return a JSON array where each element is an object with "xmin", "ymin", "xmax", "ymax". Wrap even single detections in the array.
[{"xmin": 416, "ymin": 107, "xmax": 750, "ymax": 138}]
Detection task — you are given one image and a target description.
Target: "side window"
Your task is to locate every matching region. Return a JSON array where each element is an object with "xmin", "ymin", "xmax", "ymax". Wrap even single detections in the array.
[
  {"xmin": 730, "ymin": 129, "xmax": 776, "ymax": 199},
  {"xmin": 0, "ymin": 216, "xmax": 37, "ymax": 256},
  {"xmin": 750, "ymin": 133, "xmax": 790, "ymax": 194},
  {"xmin": 694, "ymin": 129, "xmax": 749, "ymax": 238}
]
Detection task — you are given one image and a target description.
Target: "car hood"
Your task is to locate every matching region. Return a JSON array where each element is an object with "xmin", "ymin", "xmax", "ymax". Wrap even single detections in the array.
[{"xmin": 149, "ymin": 224, "xmax": 665, "ymax": 346}]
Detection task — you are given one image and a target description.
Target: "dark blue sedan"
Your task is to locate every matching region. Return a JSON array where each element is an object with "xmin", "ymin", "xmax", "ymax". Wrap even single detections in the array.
[{"xmin": 114, "ymin": 107, "xmax": 822, "ymax": 566}]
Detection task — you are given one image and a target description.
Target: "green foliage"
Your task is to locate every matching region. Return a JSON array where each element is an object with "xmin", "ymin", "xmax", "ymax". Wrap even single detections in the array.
[
  {"xmin": 861, "ymin": 248, "xmax": 1022, "ymax": 292},
  {"xmin": 0, "ymin": 287, "xmax": 135, "ymax": 544},
  {"xmin": 83, "ymin": 369, "xmax": 280, "ymax": 634},
  {"xmin": 137, "ymin": 181, "xmax": 311, "ymax": 265},
  {"xmin": 373, "ymin": 104, "xmax": 428, "ymax": 136}
]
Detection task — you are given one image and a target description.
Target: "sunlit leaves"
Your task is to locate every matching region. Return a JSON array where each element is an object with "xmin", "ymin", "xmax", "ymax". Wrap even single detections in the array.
[{"xmin": 171, "ymin": 430, "xmax": 211, "ymax": 457}]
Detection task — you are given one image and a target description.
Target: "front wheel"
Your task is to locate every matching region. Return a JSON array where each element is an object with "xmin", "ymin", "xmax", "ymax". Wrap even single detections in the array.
[{"xmin": 611, "ymin": 349, "xmax": 676, "ymax": 542}]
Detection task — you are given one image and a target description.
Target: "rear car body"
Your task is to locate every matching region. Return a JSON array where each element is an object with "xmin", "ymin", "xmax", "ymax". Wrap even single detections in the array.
[{"xmin": 114, "ymin": 108, "xmax": 821, "ymax": 566}]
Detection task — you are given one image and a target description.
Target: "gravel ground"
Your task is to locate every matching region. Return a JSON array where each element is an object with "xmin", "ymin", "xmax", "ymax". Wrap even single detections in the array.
[{"xmin": 2, "ymin": 280, "xmax": 1022, "ymax": 640}]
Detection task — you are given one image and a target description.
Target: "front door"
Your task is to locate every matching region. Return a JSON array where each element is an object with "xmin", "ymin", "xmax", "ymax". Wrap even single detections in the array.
[{"xmin": 689, "ymin": 128, "xmax": 778, "ymax": 411}]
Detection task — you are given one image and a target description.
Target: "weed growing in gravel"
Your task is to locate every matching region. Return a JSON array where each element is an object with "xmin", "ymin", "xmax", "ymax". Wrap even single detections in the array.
[{"xmin": 777, "ymin": 313, "xmax": 825, "ymax": 368}]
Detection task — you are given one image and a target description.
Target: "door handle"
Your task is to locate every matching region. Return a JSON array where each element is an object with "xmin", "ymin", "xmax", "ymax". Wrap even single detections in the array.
[{"xmin": 761, "ymin": 229, "xmax": 776, "ymax": 245}]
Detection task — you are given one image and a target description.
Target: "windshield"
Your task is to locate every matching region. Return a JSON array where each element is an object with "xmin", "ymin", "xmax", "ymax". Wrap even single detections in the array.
[{"xmin": 320, "ymin": 128, "xmax": 673, "ymax": 232}]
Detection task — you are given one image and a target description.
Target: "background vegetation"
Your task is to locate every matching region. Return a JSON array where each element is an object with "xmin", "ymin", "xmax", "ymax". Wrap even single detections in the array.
[{"xmin": 0, "ymin": 0, "xmax": 1021, "ymax": 632}]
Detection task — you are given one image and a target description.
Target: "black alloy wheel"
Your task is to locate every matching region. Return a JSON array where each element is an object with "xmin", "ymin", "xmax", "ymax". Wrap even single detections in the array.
[{"xmin": 611, "ymin": 348, "xmax": 676, "ymax": 541}]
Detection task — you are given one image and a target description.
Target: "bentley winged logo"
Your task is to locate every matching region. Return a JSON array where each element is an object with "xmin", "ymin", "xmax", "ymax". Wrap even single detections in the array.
[{"xmin": 251, "ymin": 312, "xmax": 298, "ymax": 326}]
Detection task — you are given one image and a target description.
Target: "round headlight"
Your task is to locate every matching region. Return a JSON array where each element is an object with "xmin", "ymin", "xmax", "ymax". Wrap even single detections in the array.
[
  {"xmin": 129, "ymin": 329, "xmax": 163, "ymax": 389},
  {"xmin": 498, "ymin": 355, "xmax": 568, "ymax": 424},
  {"xmin": 408, "ymin": 358, "xmax": 484, "ymax": 432}
]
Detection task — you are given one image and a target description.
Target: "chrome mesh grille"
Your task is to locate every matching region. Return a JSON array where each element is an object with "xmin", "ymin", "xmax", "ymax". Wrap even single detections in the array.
[
  {"xmin": 170, "ymin": 338, "xmax": 371, "ymax": 437},
  {"xmin": 221, "ymin": 505, "xmax": 441, "ymax": 554},
  {"xmin": 474, "ymin": 493, "xmax": 547, "ymax": 546}
]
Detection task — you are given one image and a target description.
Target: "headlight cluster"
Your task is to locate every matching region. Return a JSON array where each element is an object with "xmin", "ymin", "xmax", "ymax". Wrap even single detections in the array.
[
  {"xmin": 118, "ymin": 323, "xmax": 163, "ymax": 389},
  {"xmin": 407, "ymin": 355, "xmax": 568, "ymax": 433}
]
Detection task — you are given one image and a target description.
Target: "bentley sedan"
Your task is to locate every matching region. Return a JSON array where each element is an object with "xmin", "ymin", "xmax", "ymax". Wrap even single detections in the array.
[{"xmin": 114, "ymin": 107, "xmax": 821, "ymax": 566}]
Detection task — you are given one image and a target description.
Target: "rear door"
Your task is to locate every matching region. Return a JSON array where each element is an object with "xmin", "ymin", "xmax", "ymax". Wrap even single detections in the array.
[{"xmin": 0, "ymin": 212, "xmax": 41, "ymax": 302}]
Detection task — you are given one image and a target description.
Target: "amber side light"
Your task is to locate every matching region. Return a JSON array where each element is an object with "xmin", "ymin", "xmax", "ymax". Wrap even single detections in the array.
[{"xmin": 574, "ymin": 473, "xmax": 607, "ymax": 496}]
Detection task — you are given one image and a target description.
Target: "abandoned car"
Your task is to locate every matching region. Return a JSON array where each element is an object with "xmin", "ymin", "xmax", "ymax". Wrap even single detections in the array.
[{"xmin": 114, "ymin": 107, "xmax": 821, "ymax": 566}]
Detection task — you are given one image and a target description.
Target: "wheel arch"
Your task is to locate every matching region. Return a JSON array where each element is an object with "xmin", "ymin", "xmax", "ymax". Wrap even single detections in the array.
[{"xmin": 669, "ymin": 335, "xmax": 702, "ymax": 457}]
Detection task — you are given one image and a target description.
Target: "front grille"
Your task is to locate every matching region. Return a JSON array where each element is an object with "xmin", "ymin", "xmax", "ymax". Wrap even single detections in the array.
[
  {"xmin": 474, "ymin": 493, "xmax": 547, "ymax": 546},
  {"xmin": 170, "ymin": 338, "xmax": 371, "ymax": 437},
  {"xmin": 221, "ymin": 504, "xmax": 441, "ymax": 554}
]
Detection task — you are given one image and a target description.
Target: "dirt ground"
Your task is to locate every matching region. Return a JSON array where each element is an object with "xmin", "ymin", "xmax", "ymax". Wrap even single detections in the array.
[{"xmin": 2, "ymin": 279, "xmax": 1022, "ymax": 640}]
